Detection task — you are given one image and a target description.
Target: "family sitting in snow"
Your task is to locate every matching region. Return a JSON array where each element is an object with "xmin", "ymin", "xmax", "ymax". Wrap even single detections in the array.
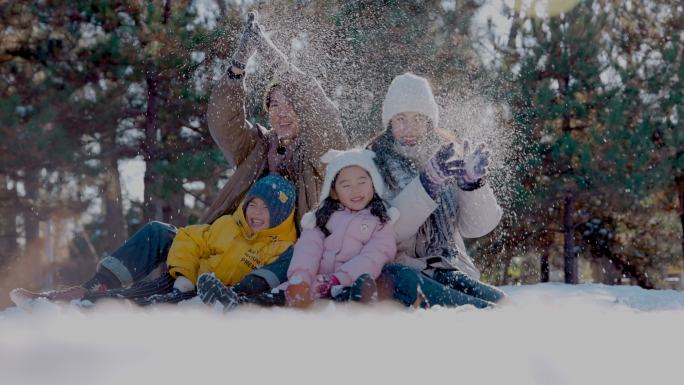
[{"xmin": 11, "ymin": 11, "xmax": 505, "ymax": 311}]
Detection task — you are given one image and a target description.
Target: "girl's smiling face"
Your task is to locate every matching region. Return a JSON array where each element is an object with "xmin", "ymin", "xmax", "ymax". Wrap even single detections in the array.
[
  {"xmin": 244, "ymin": 197, "xmax": 270, "ymax": 231},
  {"xmin": 330, "ymin": 166, "xmax": 375, "ymax": 212}
]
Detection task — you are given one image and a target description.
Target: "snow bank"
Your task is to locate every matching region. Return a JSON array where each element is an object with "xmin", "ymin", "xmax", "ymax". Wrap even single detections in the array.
[{"xmin": 1, "ymin": 283, "xmax": 683, "ymax": 385}]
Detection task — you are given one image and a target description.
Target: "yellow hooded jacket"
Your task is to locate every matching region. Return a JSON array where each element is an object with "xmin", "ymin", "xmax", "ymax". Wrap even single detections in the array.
[{"xmin": 166, "ymin": 203, "xmax": 297, "ymax": 285}]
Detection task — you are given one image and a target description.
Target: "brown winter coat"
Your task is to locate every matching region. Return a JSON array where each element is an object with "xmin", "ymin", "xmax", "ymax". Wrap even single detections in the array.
[{"xmin": 199, "ymin": 69, "xmax": 348, "ymax": 225}]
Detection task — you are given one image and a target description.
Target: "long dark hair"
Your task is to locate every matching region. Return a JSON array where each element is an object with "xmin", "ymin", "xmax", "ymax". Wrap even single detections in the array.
[{"xmin": 315, "ymin": 187, "xmax": 391, "ymax": 237}]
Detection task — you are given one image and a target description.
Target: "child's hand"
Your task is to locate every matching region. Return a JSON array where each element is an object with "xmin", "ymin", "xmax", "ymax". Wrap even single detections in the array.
[
  {"xmin": 172, "ymin": 275, "xmax": 195, "ymax": 293},
  {"xmin": 313, "ymin": 274, "xmax": 341, "ymax": 299}
]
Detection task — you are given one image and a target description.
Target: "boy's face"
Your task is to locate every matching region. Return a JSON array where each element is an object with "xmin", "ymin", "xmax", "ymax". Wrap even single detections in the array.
[
  {"xmin": 330, "ymin": 166, "xmax": 375, "ymax": 212},
  {"xmin": 245, "ymin": 197, "xmax": 270, "ymax": 231}
]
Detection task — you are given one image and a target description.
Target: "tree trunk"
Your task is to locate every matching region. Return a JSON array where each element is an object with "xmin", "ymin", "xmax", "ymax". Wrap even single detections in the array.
[
  {"xmin": 498, "ymin": 255, "xmax": 512, "ymax": 286},
  {"xmin": 677, "ymin": 175, "xmax": 684, "ymax": 269},
  {"xmin": 540, "ymin": 251, "xmax": 550, "ymax": 282},
  {"xmin": 506, "ymin": 0, "xmax": 521, "ymax": 51},
  {"xmin": 142, "ymin": 68, "xmax": 160, "ymax": 223},
  {"xmin": 101, "ymin": 137, "xmax": 127, "ymax": 254},
  {"xmin": 23, "ymin": 169, "xmax": 41, "ymax": 260},
  {"xmin": 540, "ymin": 229, "xmax": 552, "ymax": 282},
  {"xmin": 563, "ymin": 190, "xmax": 578, "ymax": 284},
  {"xmin": 0, "ymin": 175, "xmax": 18, "ymax": 268},
  {"xmin": 162, "ymin": 191, "xmax": 185, "ymax": 225},
  {"xmin": 163, "ymin": 0, "xmax": 172, "ymax": 25}
]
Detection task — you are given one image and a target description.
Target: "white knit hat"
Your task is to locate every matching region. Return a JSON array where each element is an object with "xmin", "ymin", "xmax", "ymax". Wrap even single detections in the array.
[
  {"xmin": 300, "ymin": 148, "xmax": 399, "ymax": 229},
  {"xmin": 382, "ymin": 72, "xmax": 439, "ymax": 129}
]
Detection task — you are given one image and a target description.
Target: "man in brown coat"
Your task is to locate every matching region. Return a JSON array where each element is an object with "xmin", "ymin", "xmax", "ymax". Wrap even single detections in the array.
[
  {"xmin": 198, "ymin": 12, "xmax": 349, "ymax": 297},
  {"xmin": 201, "ymin": 12, "xmax": 348, "ymax": 226}
]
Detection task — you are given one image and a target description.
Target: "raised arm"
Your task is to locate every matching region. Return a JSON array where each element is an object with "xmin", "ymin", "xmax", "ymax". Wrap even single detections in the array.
[
  {"xmin": 256, "ymin": 19, "xmax": 349, "ymax": 165},
  {"xmin": 207, "ymin": 76, "xmax": 258, "ymax": 166},
  {"xmin": 206, "ymin": 12, "xmax": 262, "ymax": 166}
]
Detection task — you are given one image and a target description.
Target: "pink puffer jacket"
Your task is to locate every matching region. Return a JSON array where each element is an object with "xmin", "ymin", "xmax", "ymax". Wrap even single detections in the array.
[{"xmin": 287, "ymin": 208, "xmax": 397, "ymax": 287}]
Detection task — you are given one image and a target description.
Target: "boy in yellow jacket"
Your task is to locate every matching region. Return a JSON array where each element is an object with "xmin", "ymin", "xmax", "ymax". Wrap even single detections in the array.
[
  {"xmin": 166, "ymin": 173, "xmax": 297, "ymax": 290},
  {"xmin": 10, "ymin": 174, "xmax": 297, "ymax": 307}
]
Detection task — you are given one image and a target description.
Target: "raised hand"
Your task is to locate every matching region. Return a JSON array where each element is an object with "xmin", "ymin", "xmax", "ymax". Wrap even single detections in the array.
[
  {"xmin": 462, "ymin": 140, "xmax": 490, "ymax": 182},
  {"xmin": 420, "ymin": 142, "xmax": 466, "ymax": 198},
  {"xmin": 231, "ymin": 11, "xmax": 262, "ymax": 70}
]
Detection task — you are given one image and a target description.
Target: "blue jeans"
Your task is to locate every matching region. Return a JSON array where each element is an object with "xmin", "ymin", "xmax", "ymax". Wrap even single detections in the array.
[
  {"xmin": 96, "ymin": 221, "xmax": 178, "ymax": 286},
  {"xmin": 377, "ymin": 263, "xmax": 503, "ymax": 309},
  {"xmin": 432, "ymin": 269, "xmax": 505, "ymax": 303}
]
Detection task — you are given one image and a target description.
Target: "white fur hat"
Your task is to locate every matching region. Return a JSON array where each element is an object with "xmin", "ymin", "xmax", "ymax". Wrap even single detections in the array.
[
  {"xmin": 318, "ymin": 148, "xmax": 387, "ymax": 202},
  {"xmin": 300, "ymin": 148, "xmax": 399, "ymax": 229},
  {"xmin": 382, "ymin": 72, "xmax": 439, "ymax": 129}
]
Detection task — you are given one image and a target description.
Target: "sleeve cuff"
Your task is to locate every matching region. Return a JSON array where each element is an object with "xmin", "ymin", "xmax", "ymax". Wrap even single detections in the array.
[{"xmin": 458, "ymin": 176, "xmax": 486, "ymax": 191}]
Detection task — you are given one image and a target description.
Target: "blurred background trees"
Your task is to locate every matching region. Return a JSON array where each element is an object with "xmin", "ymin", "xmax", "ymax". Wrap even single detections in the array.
[{"xmin": 0, "ymin": 0, "xmax": 682, "ymax": 307}]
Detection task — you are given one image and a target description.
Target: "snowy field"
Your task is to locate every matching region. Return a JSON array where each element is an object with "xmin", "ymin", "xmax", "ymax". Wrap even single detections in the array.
[{"xmin": 2, "ymin": 283, "xmax": 684, "ymax": 385}]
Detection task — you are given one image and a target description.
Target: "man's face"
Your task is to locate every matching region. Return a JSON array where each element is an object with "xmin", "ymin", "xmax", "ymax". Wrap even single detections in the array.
[
  {"xmin": 268, "ymin": 89, "xmax": 300, "ymax": 143},
  {"xmin": 390, "ymin": 112, "xmax": 430, "ymax": 146}
]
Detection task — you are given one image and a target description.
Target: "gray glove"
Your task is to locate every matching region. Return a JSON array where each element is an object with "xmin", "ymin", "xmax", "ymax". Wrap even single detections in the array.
[
  {"xmin": 231, "ymin": 11, "xmax": 261, "ymax": 69},
  {"xmin": 462, "ymin": 140, "xmax": 490, "ymax": 182}
]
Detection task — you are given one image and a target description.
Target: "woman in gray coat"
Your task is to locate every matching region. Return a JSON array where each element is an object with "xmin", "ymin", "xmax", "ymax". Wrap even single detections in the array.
[{"xmin": 368, "ymin": 73, "xmax": 506, "ymax": 308}]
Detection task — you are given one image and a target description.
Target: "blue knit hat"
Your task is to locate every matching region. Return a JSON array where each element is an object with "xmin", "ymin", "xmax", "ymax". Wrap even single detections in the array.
[{"xmin": 243, "ymin": 174, "xmax": 297, "ymax": 228}]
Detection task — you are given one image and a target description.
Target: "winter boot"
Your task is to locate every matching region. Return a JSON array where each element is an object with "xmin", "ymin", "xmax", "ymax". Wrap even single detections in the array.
[
  {"xmin": 332, "ymin": 274, "xmax": 379, "ymax": 303},
  {"xmin": 131, "ymin": 289, "xmax": 197, "ymax": 306},
  {"xmin": 197, "ymin": 273, "xmax": 239, "ymax": 311},
  {"xmin": 10, "ymin": 285, "xmax": 87, "ymax": 307},
  {"xmin": 285, "ymin": 281, "xmax": 313, "ymax": 308},
  {"xmin": 349, "ymin": 274, "xmax": 378, "ymax": 303},
  {"xmin": 241, "ymin": 290, "xmax": 287, "ymax": 307},
  {"xmin": 83, "ymin": 273, "xmax": 175, "ymax": 303}
]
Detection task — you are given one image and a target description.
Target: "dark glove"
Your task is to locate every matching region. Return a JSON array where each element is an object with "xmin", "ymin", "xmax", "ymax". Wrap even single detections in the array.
[
  {"xmin": 419, "ymin": 142, "xmax": 465, "ymax": 198},
  {"xmin": 462, "ymin": 140, "xmax": 490, "ymax": 182},
  {"xmin": 231, "ymin": 11, "xmax": 261, "ymax": 71}
]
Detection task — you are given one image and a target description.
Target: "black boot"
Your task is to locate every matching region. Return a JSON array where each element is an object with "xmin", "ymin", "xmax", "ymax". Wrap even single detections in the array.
[
  {"xmin": 331, "ymin": 274, "xmax": 378, "ymax": 303},
  {"xmin": 241, "ymin": 290, "xmax": 287, "ymax": 307},
  {"xmin": 197, "ymin": 273, "xmax": 239, "ymax": 311},
  {"xmin": 349, "ymin": 274, "xmax": 377, "ymax": 303}
]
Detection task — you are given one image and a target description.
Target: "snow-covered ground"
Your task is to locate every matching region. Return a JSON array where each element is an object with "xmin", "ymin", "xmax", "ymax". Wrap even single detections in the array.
[{"xmin": 2, "ymin": 283, "xmax": 683, "ymax": 385}]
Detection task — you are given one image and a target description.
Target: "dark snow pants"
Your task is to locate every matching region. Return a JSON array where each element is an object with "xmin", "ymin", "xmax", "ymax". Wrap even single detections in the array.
[{"xmin": 377, "ymin": 263, "xmax": 504, "ymax": 309}]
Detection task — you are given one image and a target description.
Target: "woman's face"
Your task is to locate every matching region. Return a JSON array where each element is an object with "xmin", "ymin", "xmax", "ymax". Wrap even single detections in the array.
[
  {"xmin": 244, "ymin": 197, "xmax": 270, "ymax": 231},
  {"xmin": 330, "ymin": 166, "xmax": 375, "ymax": 212},
  {"xmin": 390, "ymin": 112, "xmax": 430, "ymax": 146},
  {"xmin": 268, "ymin": 89, "xmax": 300, "ymax": 143}
]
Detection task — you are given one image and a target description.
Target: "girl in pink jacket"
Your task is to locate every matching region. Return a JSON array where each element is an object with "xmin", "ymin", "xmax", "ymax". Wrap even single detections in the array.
[{"xmin": 285, "ymin": 148, "xmax": 399, "ymax": 307}]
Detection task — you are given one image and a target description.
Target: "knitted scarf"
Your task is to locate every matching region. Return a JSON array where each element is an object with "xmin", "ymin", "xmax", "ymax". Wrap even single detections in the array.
[{"xmin": 369, "ymin": 130, "xmax": 463, "ymax": 273}]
